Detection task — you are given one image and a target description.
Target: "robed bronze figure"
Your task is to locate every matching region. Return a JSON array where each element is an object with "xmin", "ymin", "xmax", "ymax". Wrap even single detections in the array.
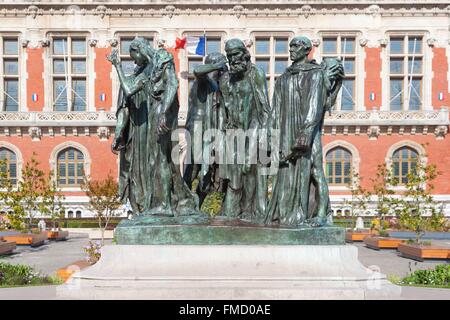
[
  {"xmin": 265, "ymin": 36, "xmax": 344, "ymax": 227},
  {"xmin": 108, "ymin": 38, "xmax": 199, "ymax": 217}
]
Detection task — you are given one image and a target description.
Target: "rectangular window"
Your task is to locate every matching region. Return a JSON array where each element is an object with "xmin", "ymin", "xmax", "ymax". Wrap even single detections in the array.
[
  {"xmin": 51, "ymin": 35, "xmax": 87, "ymax": 111},
  {"xmin": 118, "ymin": 34, "xmax": 154, "ymax": 76},
  {"xmin": 253, "ymin": 34, "xmax": 291, "ymax": 98},
  {"xmin": 0, "ymin": 36, "xmax": 19, "ymax": 111},
  {"xmin": 321, "ymin": 35, "xmax": 357, "ymax": 111},
  {"xmin": 389, "ymin": 35, "xmax": 423, "ymax": 110}
]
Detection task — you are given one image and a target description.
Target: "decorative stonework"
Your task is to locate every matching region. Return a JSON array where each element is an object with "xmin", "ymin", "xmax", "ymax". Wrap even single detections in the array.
[
  {"xmin": 378, "ymin": 39, "xmax": 388, "ymax": 47},
  {"xmin": 367, "ymin": 125, "xmax": 380, "ymax": 140},
  {"xmin": 40, "ymin": 39, "xmax": 51, "ymax": 48},
  {"xmin": 28, "ymin": 126, "xmax": 42, "ymax": 141},
  {"xmin": 27, "ymin": 5, "xmax": 40, "ymax": 19},
  {"xmin": 243, "ymin": 39, "xmax": 253, "ymax": 48},
  {"xmin": 426, "ymin": 38, "xmax": 437, "ymax": 47},
  {"xmin": 0, "ymin": 0, "xmax": 449, "ymax": 19},
  {"xmin": 157, "ymin": 39, "xmax": 166, "ymax": 48},
  {"xmin": 312, "ymin": 39, "xmax": 321, "ymax": 47},
  {"xmin": 96, "ymin": 5, "xmax": 107, "ymax": 18},
  {"xmin": 435, "ymin": 125, "xmax": 448, "ymax": 140},
  {"xmin": 108, "ymin": 38, "xmax": 119, "ymax": 47},
  {"xmin": 366, "ymin": 4, "xmax": 381, "ymax": 17},
  {"xmin": 21, "ymin": 39, "xmax": 30, "ymax": 48},
  {"xmin": 233, "ymin": 5, "xmax": 244, "ymax": 18},
  {"xmin": 359, "ymin": 38, "xmax": 368, "ymax": 47},
  {"xmin": 165, "ymin": 5, "xmax": 176, "ymax": 18},
  {"xmin": 300, "ymin": 5, "xmax": 313, "ymax": 18},
  {"xmin": 0, "ymin": 3, "xmax": 448, "ymax": 18},
  {"xmin": 88, "ymin": 39, "xmax": 98, "ymax": 47},
  {"xmin": 97, "ymin": 126, "xmax": 110, "ymax": 141}
]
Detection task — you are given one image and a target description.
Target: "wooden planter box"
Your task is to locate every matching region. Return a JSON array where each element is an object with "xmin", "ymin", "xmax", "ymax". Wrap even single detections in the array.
[
  {"xmin": 47, "ymin": 230, "xmax": 69, "ymax": 241},
  {"xmin": 364, "ymin": 236, "xmax": 406, "ymax": 250},
  {"xmin": 0, "ymin": 240, "xmax": 16, "ymax": 255},
  {"xmin": 2, "ymin": 232, "xmax": 47, "ymax": 247},
  {"xmin": 56, "ymin": 260, "xmax": 91, "ymax": 282},
  {"xmin": 398, "ymin": 243, "xmax": 450, "ymax": 261},
  {"xmin": 345, "ymin": 230, "xmax": 373, "ymax": 242}
]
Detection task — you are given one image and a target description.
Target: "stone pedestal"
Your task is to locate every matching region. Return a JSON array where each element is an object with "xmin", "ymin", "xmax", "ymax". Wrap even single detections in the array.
[{"xmin": 57, "ymin": 245, "xmax": 401, "ymax": 299}]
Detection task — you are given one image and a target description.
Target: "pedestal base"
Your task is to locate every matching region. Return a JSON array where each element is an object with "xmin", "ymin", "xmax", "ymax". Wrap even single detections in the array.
[
  {"xmin": 115, "ymin": 216, "xmax": 345, "ymax": 245},
  {"xmin": 57, "ymin": 245, "xmax": 401, "ymax": 299}
]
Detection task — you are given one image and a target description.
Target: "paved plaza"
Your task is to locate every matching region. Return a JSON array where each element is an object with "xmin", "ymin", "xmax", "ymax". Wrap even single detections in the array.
[{"xmin": 0, "ymin": 233, "xmax": 448, "ymax": 299}]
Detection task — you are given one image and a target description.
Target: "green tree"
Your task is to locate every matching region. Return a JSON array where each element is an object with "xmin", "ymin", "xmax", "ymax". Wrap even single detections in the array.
[
  {"xmin": 397, "ymin": 158, "xmax": 446, "ymax": 243},
  {"xmin": 40, "ymin": 171, "xmax": 65, "ymax": 230},
  {"xmin": 370, "ymin": 163, "xmax": 401, "ymax": 236},
  {"xmin": 82, "ymin": 173, "xmax": 122, "ymax": 245},
  {"xmin": 342, "ymin": 169, "xmax": 371, "ymax": 229},
  {"xmin": 0, "ymin": 154, "xmax": 47, "ymax": 232}
]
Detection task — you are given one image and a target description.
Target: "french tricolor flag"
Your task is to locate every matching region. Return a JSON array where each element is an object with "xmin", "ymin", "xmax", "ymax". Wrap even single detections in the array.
[
  {"xmin": 100, "ymin": 93, "xmax": 106, "ymax": 102},
  {"xmin": 175, "ymin": 36, "xmax": 206, "ymax": 56},
  {"xmin": 31, "ymin": 93, "xmax": 38, "ymax": 102}
]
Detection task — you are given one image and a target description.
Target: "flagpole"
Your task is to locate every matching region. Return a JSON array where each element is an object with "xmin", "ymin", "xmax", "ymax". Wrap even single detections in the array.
[{"xmin": 203, "ymin": 29, "xmax": 207, "ymax": 62}]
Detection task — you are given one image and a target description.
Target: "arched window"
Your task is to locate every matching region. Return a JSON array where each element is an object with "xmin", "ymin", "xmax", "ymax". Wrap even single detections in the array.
[
  {"xmin": 392, "ymin": 147, "xmax": 418, "ymax": 184},
  {"xmin": 0, "ymin": 148, "xmax": 17, "ymax": 185},
  {"xmin": 76, "ymin": 210, "xmax": 82, "ymax": 218},
  {"xmin": 67, "ymin": 210, "xmax": 73, "ymax": 218},
  {"xmin": 326, "ymin": 147, "xmax": 352, "ymax": 185},
  {"xmin": 57, "ymin": 148, "xmax": 85, "ymax": 187}
]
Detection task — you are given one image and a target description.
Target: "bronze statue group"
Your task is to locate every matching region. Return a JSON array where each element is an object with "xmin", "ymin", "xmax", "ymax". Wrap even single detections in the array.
[{"xmin": 108, "ymin": 36, "xmax": 344, "ymax": 228}]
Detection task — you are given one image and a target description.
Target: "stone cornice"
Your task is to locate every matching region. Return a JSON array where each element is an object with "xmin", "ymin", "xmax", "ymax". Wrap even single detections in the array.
[
  {"xmin": 0, "ymin": 110, "xmax": 448, "ymax": 140},
  {"xmin": 0, "ymin": 3, "xmax": 448, "ymax": 18}
]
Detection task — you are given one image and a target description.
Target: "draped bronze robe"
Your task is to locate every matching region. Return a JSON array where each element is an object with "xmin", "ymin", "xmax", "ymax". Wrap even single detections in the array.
[{"xmin": 265, "ymin": 62, "xmax": 327, "ymax": 225}]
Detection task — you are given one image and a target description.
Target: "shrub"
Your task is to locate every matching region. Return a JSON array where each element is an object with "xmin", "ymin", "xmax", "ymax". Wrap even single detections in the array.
[
  {"xmin": 83, "ymin": 241, "xmax": 102, "ymax": 264},
  {"xmin": 0, "ymin": 262, "xmax": 61, "ymax": 287},
  {"xmin": 401, "ymin": 264, "xmax": 450, "ymax": 287}
]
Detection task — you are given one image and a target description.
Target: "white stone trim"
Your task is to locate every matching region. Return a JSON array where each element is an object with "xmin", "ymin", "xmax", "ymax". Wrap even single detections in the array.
[
  {"xmin": 323, "ymin": 140, "xmax": 361, "ymax": 173},
  {"xmin": 384, "ymin": 139, "xmax": 427, "ymax": 165}
]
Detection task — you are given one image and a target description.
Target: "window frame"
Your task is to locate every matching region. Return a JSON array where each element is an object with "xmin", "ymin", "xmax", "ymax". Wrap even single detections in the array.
[
  {"xmin": 47, "ymin": 33, "xmax": 89, "ymax": 112},
  {"xmin": 319, "ymin": 32, "xmax": 359, "ymax": 111},
  {"xmin": 0, "ymin": 147, "xmax": 18, "ymax": 186},
  {"xmin": 391, "ymin": 147, "xmax": 419, "ymax": 185},
  {"xmin": 112, "ymin": 31, "xmax": 158, "ymax": 111},
  {"xmin": 56, "ymin": 147, "xmax": 86, "ymax": 188},
  {"xmin": 0, "ymin": 35, "xmax": 20, "ymax": 112},
  {"xmin": 325, "ymin": 147, "xmax": 353, "ymax": 186},
  {"xmin": 251, "ymin": 32, "xmax": 292, "ymax": 99},
  {"xmin": 388, "ymin": 33, "xmax": 425, "ymax": 111}
]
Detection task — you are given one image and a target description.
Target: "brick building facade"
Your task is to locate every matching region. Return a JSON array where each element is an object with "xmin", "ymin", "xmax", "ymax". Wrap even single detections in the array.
[{"xmin": 0, "ymin": 0, "xmax": 449, "ymax": 217}]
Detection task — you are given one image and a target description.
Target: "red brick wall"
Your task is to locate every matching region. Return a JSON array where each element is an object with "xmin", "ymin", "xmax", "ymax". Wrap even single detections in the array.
[
  {"xmin": 0, "ymin": 136, "xmax": 118, "ymax": 196},
  {"xmin": 94, "ymin": 47, "xmax": 113, "ymax": 111},
  {"xmin": 324, "ymin": 135, "xmax": 450, "ymax": 195},
  {"xmin": 431, "ymin": 47, "xmax": 449, "ymax": 109},
  {"xmin": 26, "ymin": 47, "xmax": 45, "ymax": 111},
  {"xmin": 364, "ymin": 47, "xmax": 382, "ymax": 110}
]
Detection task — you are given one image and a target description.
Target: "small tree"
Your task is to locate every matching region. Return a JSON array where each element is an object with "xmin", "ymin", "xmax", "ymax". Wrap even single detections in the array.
[
  {"xmin": 397, "ymin": 158, "xmax": 446, "ymax": 243},
  {"xmin": 83, "ymin": 173, "xmax": 122, "ymax": 245},
  {"xmin": 40, "ymin": 171, "xmax": 65, "ymax": 230},
  {"xmin": 370, "ymin": 163, "xmax": 402, "ymax": 236},
  {"xmin": 342, "ymin": 169, "xmax": 371, "ymax": 229},
  {"xmin": 0, "ymin": 154, "xmax": 47, "ymax": 232},
  {"xmin": 0, "ymin": 159, "xmax": 21, "ymax": 230}
]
